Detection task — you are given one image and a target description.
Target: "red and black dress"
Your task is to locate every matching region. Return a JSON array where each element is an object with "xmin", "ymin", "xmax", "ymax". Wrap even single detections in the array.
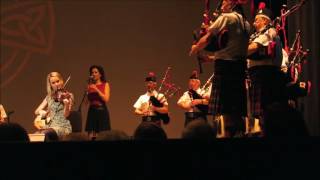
[{"xmin": 85, "ymin": 82, "xmax": 111, "ymax": 132}]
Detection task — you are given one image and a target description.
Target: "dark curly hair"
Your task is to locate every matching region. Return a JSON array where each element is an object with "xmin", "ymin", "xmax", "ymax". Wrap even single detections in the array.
[{"xmin": 89, "ymin": 65, "xmax": 106, "ymax": 83}]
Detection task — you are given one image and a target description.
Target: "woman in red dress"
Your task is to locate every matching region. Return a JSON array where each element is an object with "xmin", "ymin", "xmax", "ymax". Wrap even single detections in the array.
[{"xmin": 85, "ymin": 65, "xmax": 111, "ymax": 139}]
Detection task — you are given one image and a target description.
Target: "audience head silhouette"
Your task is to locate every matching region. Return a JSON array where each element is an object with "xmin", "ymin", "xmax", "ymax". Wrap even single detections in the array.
[
  {"xmin": 263, "ymin": 102, "xmax": 309, "ymax": 137},
  {"xmin": 0, "ymin": 123, "xmax": 30, "ymax": 142},
  {"xmin": 182, "ymin": 119, "xmax": 216, "ymax": 140},
  {"xmin": 61, "ymin": 133, "xmax": 90, "ymax": 141},
  {"xmin": 96, "ymin": 130, "xmax": 130, "ymax": 141},
  {"xmin": 133, "ymin": 122, "xmax": 167, "ymax": 140}
]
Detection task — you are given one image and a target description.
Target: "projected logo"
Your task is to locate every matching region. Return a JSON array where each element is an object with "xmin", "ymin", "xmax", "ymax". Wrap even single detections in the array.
[{"xmin": 0, "ymin": 0, "xmax": 55, "ymax": 88}]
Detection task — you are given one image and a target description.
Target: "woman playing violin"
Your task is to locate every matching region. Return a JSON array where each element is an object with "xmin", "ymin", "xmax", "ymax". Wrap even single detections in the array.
[
  {"xmin": 34, "ymin": 72, "xmax": 73, "ymax": 140},
  {"xmin": 85, "ymin": 65, "xmax": 111, "ymax": 139}
]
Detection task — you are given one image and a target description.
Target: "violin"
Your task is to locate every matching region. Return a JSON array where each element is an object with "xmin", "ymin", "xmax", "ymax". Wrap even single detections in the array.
[
  {"xmin": 52, "ymin": 75, "xmax": 72, "ymax": 103},
  {"xmin": 53, "ymin": 88, "xmax": 72, "ymax": 103}
]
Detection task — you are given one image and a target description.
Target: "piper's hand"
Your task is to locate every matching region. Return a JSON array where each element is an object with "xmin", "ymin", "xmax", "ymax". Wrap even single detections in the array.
[
  {"xmin": 142, "ymin": 110, "xmax": 150, "ymax": 116},
  {"xmin": 150, "ymin": 105, "xmax": 158, "ymax": 112},
  {"xmin": 199, "ymin": 54, "xmax": 214, "ymax": 63},
  {"xmin": 191, "ymin": 99, "xmax": 202, "ymax": 106},
  {"xmin": 138, "ymin": 109, "xmax": 150, "ymax": 116},
  {"xmin": 203, "ymin": 94, "xmax": 210, "ymax": 100},
  {"xmin": 189, "ymin": 45, "xmax": 199, "ymax": 56},
  {"xmin": 281, "ymin": 66, "xmax": 288, "ymax": 73}
]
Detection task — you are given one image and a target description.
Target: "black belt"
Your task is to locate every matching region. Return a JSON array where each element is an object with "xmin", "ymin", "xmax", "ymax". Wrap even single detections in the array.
[
  {"xmin": 90, "ymin": 105, "xmax": 105, "ymax": 110},
  {"xmin": 142, "ymin": 116, "xmax": 160, "ymax": 122}
]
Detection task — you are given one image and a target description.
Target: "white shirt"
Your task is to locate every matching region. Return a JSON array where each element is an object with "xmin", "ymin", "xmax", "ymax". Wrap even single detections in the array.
[
  {"xmin": 133, "ymin": 90, "xmax": 168, "ymax": 116},
  {"xmin": 177, "ymin": 88, "xmax": 211, "ymax": 112}
]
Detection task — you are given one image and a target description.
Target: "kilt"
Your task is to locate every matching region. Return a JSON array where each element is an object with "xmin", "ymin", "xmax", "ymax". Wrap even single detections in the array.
[
  {"xmin": 248, "ymin": 65, "xmax": 288, "ymax": 118},
  {"xmin": 208, "ymin": 59, "xmax": 247, "ymax": 116}
]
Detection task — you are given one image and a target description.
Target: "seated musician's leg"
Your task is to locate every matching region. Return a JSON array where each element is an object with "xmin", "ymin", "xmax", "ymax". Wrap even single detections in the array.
[{"xmin": 40, "ymin": 128, "xmax": 59, "ymax": 141}]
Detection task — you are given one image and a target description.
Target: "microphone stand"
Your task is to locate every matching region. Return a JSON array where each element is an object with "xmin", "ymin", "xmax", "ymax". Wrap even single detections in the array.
[
  {"xmin": 78, "ymin": 90, "xmax": 87, "ymax": 113},
  {"xmin": 6, "ymin": 111, "xmax": 14, "ymax": 123},
  {"xmin": 78, "ymin": 77, "xmax": 93, "ymax": 113},
  {"xmin": 70, "ymin": 88, "xmax": 87, "ymax": 133}
]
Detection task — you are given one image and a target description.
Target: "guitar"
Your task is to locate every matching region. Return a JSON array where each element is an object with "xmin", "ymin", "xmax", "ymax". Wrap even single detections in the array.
[{"xmin": 34, "ymin": 114, "xmax": 51, "ymax": 130}]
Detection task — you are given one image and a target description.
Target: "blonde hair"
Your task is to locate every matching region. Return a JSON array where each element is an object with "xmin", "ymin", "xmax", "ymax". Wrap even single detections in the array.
[{"xmin": 46, "ymin": 72, "xmax": 64, "ymax": 95}]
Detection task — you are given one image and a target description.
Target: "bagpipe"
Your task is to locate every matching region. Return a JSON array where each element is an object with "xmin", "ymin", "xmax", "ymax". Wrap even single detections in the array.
[
  {"xmin": 285, "ymin": 30, "xmax": 311, "ymax": 98},
  {"xmin": 188, "ymin": 89, "xmax": 208, "ymax": 114},
  {"xmin": 192, "ymin": 0, "xmax": 228, "ymax": 73},
  {"xmin": 149, "ymin": 67, "xmax": 180, "ymax": 124},
  {"xmin": 188, "ymin": 73, "xmax": 214, "ymax": 114},
  {"xmin": 248, "ymin": 23, "xmax": 283, "ymax": 67},
  {"xmin": 248, "ymin": 0, "xmax": 311, "ymax": 99},
  {"xmin": 275, "ymin": 0, "xmax": 311, "ymax": 98},
  {"xmin": 248, "ymin": 1, "xmax": 285, "ymax": 64},
  {"xmin": 201, "ymin": 73, "xmax": 214, "ymax": 95}
]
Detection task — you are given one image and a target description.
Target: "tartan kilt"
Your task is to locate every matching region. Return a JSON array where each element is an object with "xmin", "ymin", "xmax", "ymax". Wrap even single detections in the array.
[
  {"xmin": 248, "ymin": 77, "xmax": 263, "ymax": 118},
  {"xmin": 208, "ymin": 60, "xmax": 247, "ymax": 116},
  {"xmin": 248, "ymin": 65, "xmax": 288, "ymax": 118}
]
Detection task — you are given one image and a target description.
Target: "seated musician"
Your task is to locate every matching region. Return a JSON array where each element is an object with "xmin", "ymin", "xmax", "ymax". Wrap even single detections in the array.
[
  {"xmin": 0, "ymin": 104, "xmax": 8, "ymax": 123},
  {"xmin": 34, "ymin": 72, "xmax": 74, "ymax": 141},
  {"xmin": 133, "ymin": 72, "xmax": 169, "ymax": 126},
  {"xmin": 177, "ymin": 71, "xmax": 210, "ymax": 127}
]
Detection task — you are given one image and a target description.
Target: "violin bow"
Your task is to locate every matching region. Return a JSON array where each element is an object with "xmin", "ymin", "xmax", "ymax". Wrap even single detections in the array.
[{"xmin": 63, "ymin": 75, "xmax": 71, "ymax": 89}]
